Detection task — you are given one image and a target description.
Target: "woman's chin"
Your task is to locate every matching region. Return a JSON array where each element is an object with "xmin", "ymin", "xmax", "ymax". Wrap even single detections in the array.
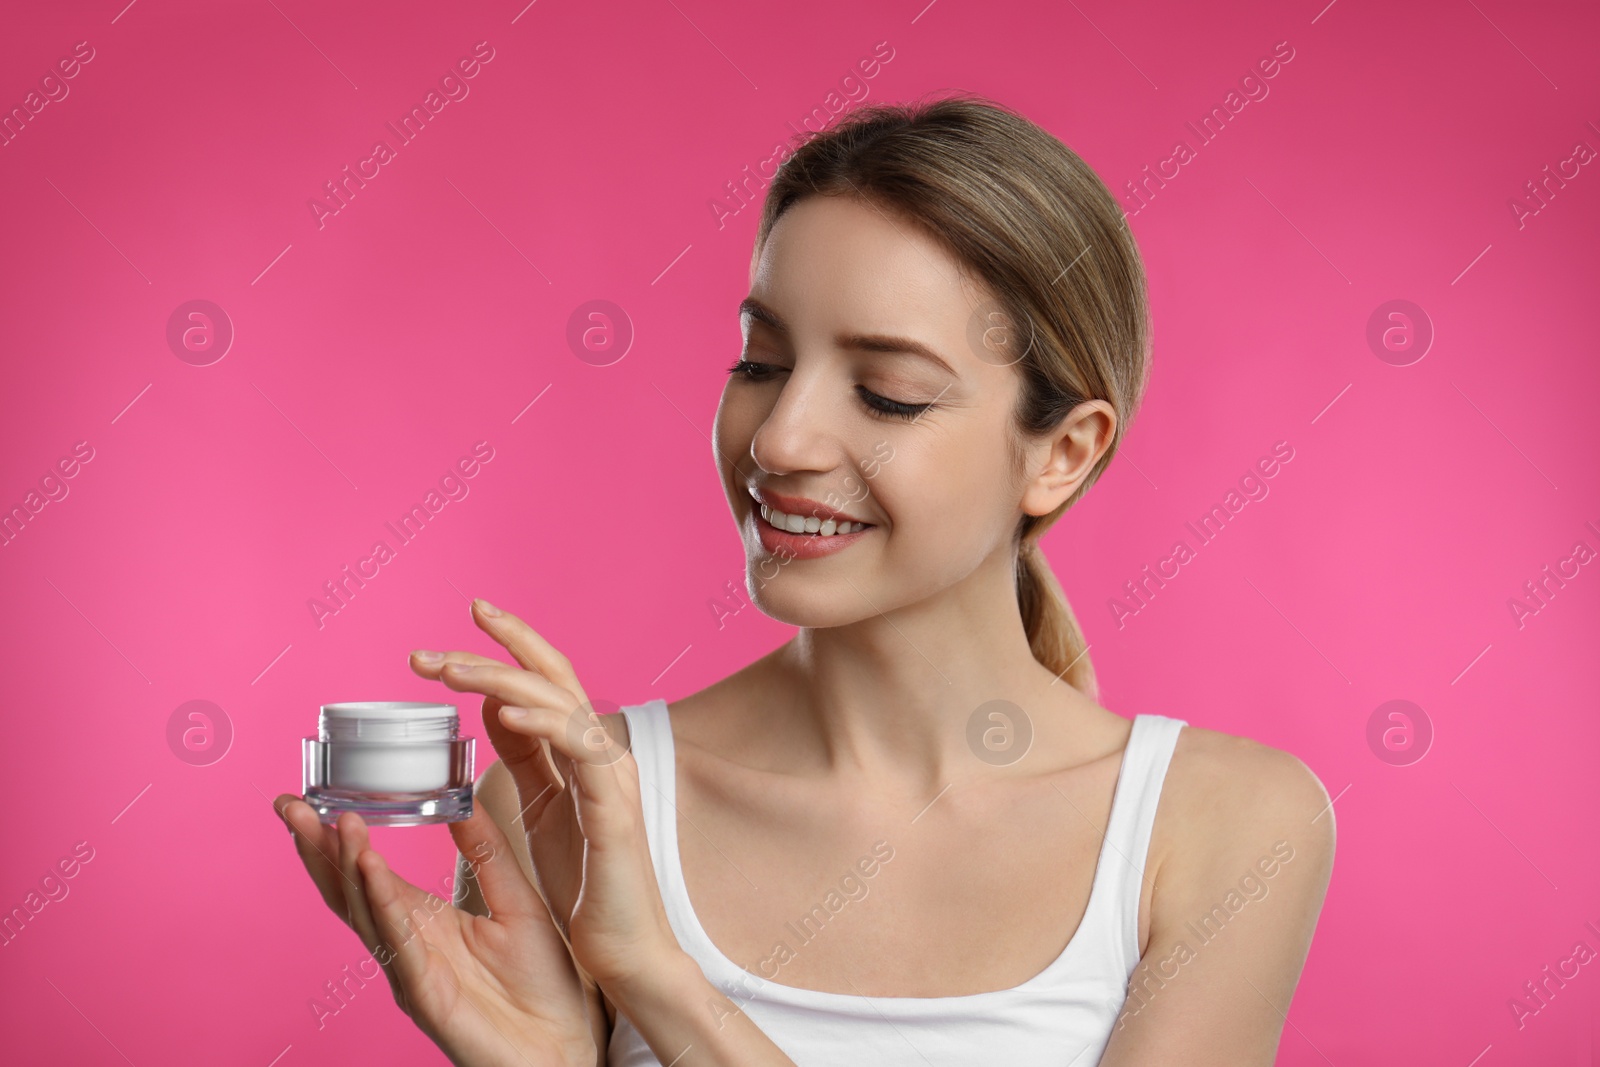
[{"xmin": 742, "ymin": 580, "xmax": 855, "ymax": 629}]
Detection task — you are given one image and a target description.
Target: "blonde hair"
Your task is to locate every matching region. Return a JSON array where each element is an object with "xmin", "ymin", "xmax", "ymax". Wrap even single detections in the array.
[{"xmin": 752, "ymin": 92, "xmax": 1152, "ymax": 702}]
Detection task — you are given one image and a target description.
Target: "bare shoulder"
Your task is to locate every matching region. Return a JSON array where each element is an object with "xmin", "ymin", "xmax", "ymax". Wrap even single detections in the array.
[
  {"xmin": 1163, "ymin": 725, "xmax": 1335, "ymax": 834},
  {"xmin": 1152, "ymin": 723, "xmax": 1337, "ymax": 906},
  {"xmin": 1099, "ymin": 724, "xmax": 1337, "ymax": 1061}
]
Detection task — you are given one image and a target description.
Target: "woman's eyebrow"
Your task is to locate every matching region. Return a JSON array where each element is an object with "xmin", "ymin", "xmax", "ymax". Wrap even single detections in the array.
[
  {"xmin": 738, "ymin": 295, "xmax": 958, "ymax": 376},
  {"xmin": 737, "ymin": 296, "xmax": 785, "ymax": 332}
]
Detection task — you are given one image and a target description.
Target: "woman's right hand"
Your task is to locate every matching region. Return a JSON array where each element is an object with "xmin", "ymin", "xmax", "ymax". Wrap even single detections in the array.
[{"xmin": 273, "ymin": 791, "xmax": 597, "ymax": 1067}]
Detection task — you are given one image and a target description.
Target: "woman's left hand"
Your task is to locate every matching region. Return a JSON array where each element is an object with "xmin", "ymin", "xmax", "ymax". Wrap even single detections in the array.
[
  {"xmin": 410, "ymin": 598, "xmax": 685, "ymax": 995},
  {"xmin": 273, "ymin": 795, "xmax": 597, "ymax": 1067}
]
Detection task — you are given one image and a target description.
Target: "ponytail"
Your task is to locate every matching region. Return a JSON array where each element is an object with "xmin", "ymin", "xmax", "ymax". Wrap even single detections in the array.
[{"xmin": 1017, "ymin": 538, "xmax": 1098, "ymax": 702}]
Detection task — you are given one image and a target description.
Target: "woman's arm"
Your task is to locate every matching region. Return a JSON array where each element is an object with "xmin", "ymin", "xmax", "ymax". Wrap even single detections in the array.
[
  {"xmin": 464, "ymin": 767, "xmax": 800, "ymax": 1067},
  {"xmin": 1097, "ymin": 732, "xmax": 1337, "ymax": 1066},
  {"xmin": 460, "ymin": 752, "xmax": 798, "ymax": 1067},
  {"xmin": 424, "ymin": 601, "xmax": 799, "ymax": 1066},
  {"xmin": 457, "ymin": 758, "xmax": 612, "ymax": 1067}
]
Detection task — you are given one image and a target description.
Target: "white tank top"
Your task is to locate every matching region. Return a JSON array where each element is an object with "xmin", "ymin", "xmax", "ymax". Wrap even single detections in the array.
[{"xmin": 606, "ymin": 698, "xmax": 1187, "ymax": 1066}]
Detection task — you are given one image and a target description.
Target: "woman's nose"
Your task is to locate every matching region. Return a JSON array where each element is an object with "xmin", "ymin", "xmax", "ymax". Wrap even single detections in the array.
[{"xmin": 749, "ymin": 375, "xmax": 838, "ymax": 475}]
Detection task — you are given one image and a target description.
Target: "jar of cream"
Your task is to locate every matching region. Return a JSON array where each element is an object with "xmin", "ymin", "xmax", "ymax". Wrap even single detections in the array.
[{"xmin": 302, "ymin": 702, "xmax": 474, "ymax": 825}]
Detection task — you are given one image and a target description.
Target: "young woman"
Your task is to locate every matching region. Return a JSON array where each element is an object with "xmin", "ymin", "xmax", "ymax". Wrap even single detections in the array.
[{"xmin": 276, "ymin": 94, "xmax": 1335, "ymax": 1066}]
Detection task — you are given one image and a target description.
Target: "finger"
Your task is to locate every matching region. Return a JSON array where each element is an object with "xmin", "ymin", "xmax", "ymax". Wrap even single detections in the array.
[
  {"xmin": 470, "ymin": 600, "xmax": 595, "ymax": 712},
  {"xmin": 407, "ymin": 648, "xmax": 507, "ymax": 680},
  {"xmin": 276, "ymin": 795, "xmax": 356, "ymax": 926},
  {"xmin": 445, "ymin": 794, "xmax": 548, "ymax": 923},
  {"xmin": 358, "ymin": 849, "xmax": 436, "ymax": 1008},
  {"xmin": 436, "ymin": 659, "xmax": 576, "ymax": 716},
  {"xmin": 477, "ymin": 696, "xmax": 584, "ymax": 811},
  {"xmin": 336, "ymin": 813, "xmax": 403, "ymax": 999},
  {"xmin": 481, "ymin": 692, "xmax": 567, "ymax": 807},
  {"xmin": 406, "ymin": 647, "xmax": 567, "ymax": 797},
  {"xmin": 435, "ymin": 662, "xmax": 578, "ymax": 799},
  {"xmin": 493, "ymin": 703, "xmax": 628, "ymax": 815}
]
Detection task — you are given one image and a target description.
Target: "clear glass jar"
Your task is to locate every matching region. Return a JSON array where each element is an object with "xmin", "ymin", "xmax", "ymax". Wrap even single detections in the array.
[{"xmin": 302, "ymin": 702, "xmax": 474, "ymax": 826}]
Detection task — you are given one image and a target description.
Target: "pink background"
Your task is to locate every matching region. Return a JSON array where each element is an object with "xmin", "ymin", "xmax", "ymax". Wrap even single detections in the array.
[{"xmin": 2, "ymin": 0, "xmax": 1597, "ymax": 1063}]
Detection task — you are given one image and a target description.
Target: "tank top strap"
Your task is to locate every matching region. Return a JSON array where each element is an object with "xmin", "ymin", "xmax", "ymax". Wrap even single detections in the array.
[
  {"xmin": 1093, "ymin": 713, "xmax": 1187, "ymax": 975},
  {"xmin": 620, "ymin": 698, "xmax": 670, "ymax": 794},
  {"xmin": 618, "ymin": 699, "xmax": 679, "ymax": 902}
]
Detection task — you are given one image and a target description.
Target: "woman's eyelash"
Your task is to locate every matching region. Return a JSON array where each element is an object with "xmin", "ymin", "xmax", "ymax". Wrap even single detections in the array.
[
  {"xmin": 725, "ymin": 358, "xmax": 769, "ymax": 381},
  {"xmin": 857, "ymin": 387, "xmax": 931, "ymax": 421},
  {"xmin": 724, "ymin": 359, "xmax": 932, "ymax": 422}
]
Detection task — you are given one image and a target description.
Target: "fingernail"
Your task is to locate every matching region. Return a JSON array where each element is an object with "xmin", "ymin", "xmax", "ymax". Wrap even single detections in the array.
[
  {"xmin": 500, "ymin": 706, "xmax": 529, "ymax": 721},
  {"xmin": 446, "ymin": 662, "xmax": 476, "ymax": 674},
  {"xmin": 473, "ymin": 598, "xmax": 502, "ymax": 618},
  {"xmin": 412, "ymin": 649, "xmax": 444, "ymax": 663}
]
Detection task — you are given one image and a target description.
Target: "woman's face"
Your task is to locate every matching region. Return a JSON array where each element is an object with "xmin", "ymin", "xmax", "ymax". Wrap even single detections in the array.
[{"xmin": 713, "ymin": 194, "xmax": 1094, "ymax": 627}]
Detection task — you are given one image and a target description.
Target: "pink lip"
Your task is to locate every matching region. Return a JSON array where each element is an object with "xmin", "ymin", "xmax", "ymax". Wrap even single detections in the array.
[
  {"xmin": 753, "ymin": 506, "xmax": 875, "ymax": 560},
  {"xmin": 748, "ymin": 487, "xmax": 874, "ymax": 526}
]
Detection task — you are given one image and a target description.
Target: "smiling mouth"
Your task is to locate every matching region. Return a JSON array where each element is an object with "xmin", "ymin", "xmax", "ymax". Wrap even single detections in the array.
[{"xmin": 757, "ymin": 502, "xmax": 874, "ymax": 537}]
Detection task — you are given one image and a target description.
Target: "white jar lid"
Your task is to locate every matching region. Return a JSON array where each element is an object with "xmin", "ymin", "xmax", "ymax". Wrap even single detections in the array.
[
  {"xmin": 318, "ymin": 702, "xmax": 459, "ymax": 742},
  {"xmin": 321, "ymin": 701, "xmax": 457, "ymax": 719}
]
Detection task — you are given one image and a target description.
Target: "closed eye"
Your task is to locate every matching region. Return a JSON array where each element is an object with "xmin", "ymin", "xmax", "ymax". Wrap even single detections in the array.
[{"xmin": 725, "ymin": 359, "xmax": 933, "ymax": 422}]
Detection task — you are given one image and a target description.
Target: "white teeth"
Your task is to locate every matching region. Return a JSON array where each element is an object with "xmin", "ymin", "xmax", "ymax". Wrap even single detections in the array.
[{"xmin": 760, "ymin": 503, "xmax": 866, "ymax": 537}]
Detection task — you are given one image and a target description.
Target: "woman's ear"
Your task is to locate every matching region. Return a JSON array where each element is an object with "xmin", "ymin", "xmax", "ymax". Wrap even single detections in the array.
[{"xmin": 1020, "ymin": 399, "xmax": 1117, "ymax": 517}]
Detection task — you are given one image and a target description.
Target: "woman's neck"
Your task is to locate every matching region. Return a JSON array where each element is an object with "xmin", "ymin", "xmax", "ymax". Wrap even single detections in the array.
[{"xmin": 751, "ymin": 564, "xmax": 1101, "ymax": 791}]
